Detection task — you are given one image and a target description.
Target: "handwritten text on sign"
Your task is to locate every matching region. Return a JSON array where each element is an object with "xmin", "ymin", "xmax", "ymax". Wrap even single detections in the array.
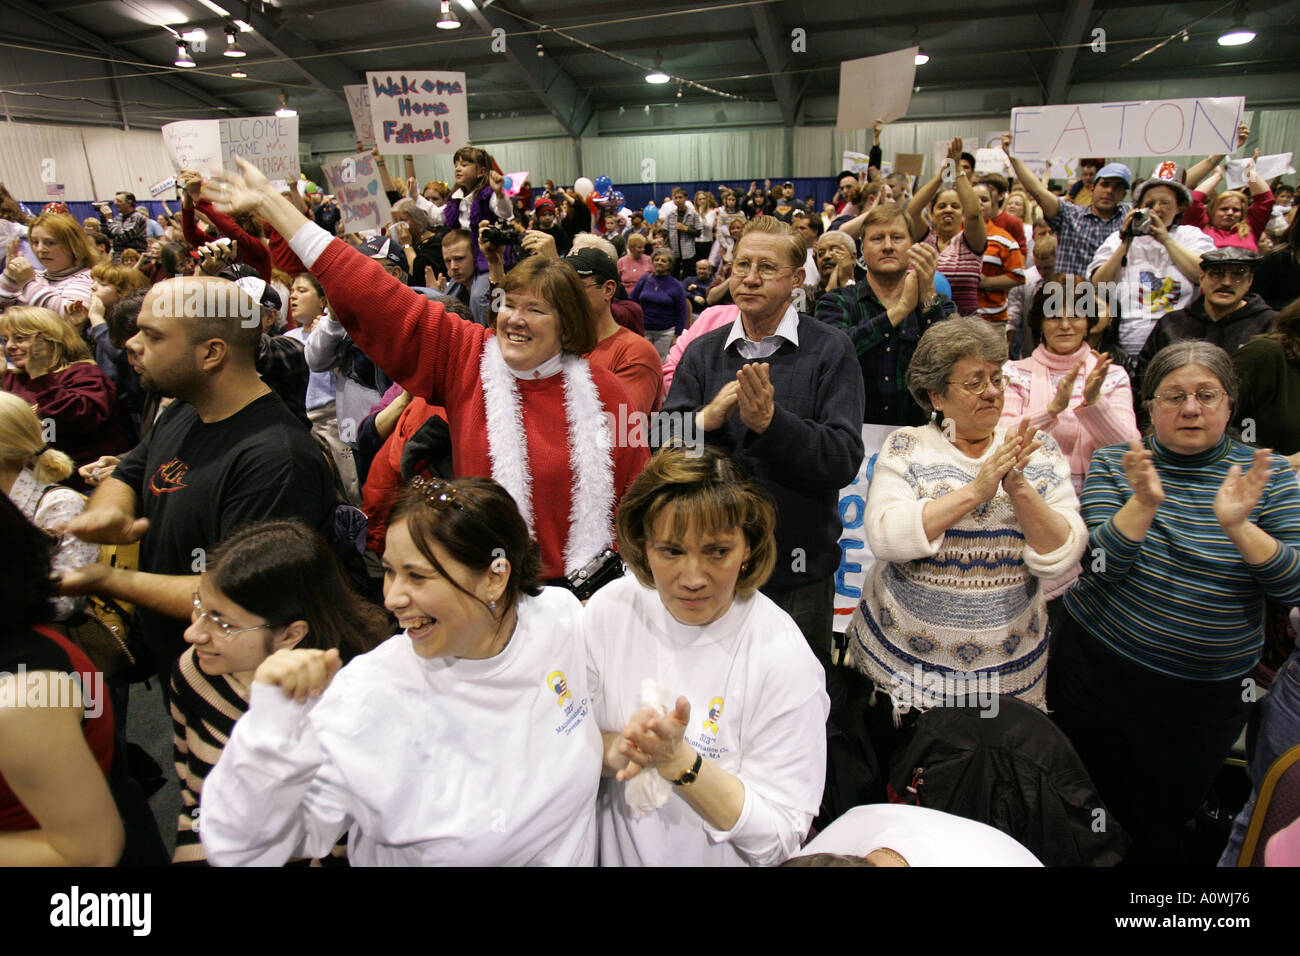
[
  {"xmin": 162, "ymin": 117, "xmax": 299, "ymax": 178},
  {"xmin": 1010, "ymin": 97, "xmax": 1245, "ymax": 159},
  {"xmin": 343, "ymin": 84, "xmax": 376, "ymax": 149},
  {"xmin": 320, "ymin": 152, "xmax": 392, "ymax": 233},
  {"xmin": 366, "ymin": 71, "xmax": 468, "ymax": 155}
]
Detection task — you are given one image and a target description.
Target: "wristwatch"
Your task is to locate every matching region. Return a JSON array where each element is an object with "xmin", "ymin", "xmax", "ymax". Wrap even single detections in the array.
[{"xmin": 672, "ymin": 752, "xmax": 703, "ymax": 787}]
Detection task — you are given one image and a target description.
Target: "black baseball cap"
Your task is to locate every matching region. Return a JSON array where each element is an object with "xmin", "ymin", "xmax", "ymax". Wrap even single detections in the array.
[{"xmin": 566, "ymin": 246, "xmax": 618, "ymax": 284}]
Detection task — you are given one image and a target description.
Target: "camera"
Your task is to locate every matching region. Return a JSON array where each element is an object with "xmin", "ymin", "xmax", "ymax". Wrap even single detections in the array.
[
  {"xmin": 480, "ymin": 225, "xmax": 522, "ymax": 247},
  {"xmin": 1127, "ymin": 208, "xmax": 1153, "ymax": 237}
]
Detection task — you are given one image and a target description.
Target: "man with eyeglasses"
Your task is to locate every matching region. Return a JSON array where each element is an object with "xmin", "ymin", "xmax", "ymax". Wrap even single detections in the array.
[
  {"xmin": 664, "ymin": 217, "xmax": 865, "ymax": 671},
  {"xmin": 1136, "ymin": 247, "xmax": 1277, "ymax": 384}
]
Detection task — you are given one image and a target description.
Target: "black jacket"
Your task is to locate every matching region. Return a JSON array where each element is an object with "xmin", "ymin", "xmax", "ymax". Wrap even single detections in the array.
[{"xmin": 1136, "ymin": 291, "xmax": 1277, "ymax": 388}]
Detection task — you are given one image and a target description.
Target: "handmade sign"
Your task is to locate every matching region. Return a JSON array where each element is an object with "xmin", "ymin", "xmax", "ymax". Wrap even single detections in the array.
[
  {"xmin": 1009, "ymin": 97, "xmax": 1245, "ymax": 159},
  {"xmin": 366, "ymin": 70, "xmax": 468, "ymax": 154},
  {"xmin": 836, "ymin": 48, "xmax": 916, "ymax": 129},
  {"xmin": 161, "ymin": 116, "xmax": 300, "ymax": 179},
  {"xmin": 320, "ymin": 152, "xmax": 393, "ymax": 233},
  {"xmin": 344, "ymin": 84, "xmax": 376, "ymax": 149}
]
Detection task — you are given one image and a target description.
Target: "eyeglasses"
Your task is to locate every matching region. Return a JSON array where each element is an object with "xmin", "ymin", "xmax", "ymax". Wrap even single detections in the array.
[
  {"xmin": 731, "ymin": 259, "xmax": 791, "ymax": 280},
  {"xmin": 409, "ymin": 476, "xmax": 465, "ymax": 511},
  {"xmin": 1153, "ymin": 388, "xmax": 1226, "ymax": 409},
  {"xmin": 191, "ymin": 592, "xmax": 277, "ymax": 640},
  {"xmin": 1204, "ymin": 265, "xmax": 1252, "ymax": 281},
  {"xmin": 949, "ymin": 375, "xmax": 1005, "ymax": 394}
]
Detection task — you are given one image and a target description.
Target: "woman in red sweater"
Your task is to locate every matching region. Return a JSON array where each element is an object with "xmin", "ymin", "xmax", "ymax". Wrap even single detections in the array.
[
  {"xmin": 1, "ymin": 306, "xmax": 132, "ymax": 492},
  {"xmin": 206, "ymin": 157, "xmax": 650, "ymax": 583}
]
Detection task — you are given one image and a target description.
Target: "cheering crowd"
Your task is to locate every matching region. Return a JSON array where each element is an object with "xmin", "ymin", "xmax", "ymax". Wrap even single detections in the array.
[{"xmin": 2, "ymin": 116, "xmax": 1300, "ymax": 868}]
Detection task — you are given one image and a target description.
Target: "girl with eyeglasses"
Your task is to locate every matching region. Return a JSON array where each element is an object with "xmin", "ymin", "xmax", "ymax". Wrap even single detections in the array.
[
  {"xmin": 200, "ymin": 479, "xmax": 603, "ymax": 866},
  {"xmin": 1049, "ymin": 340, "xmax": 1300, "ymax": 865},
  {"xmin": 844, "ymin": 316, "xmax": 1087, "ymax": 714},
  {"xmin": 170, "ymin": 520, "xmax": 388, "ymax": 864}
]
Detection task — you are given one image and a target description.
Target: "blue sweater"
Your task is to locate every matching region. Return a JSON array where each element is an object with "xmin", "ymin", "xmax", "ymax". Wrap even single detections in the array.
[
  {"xmin": 663, "ymin": 315, "xmax": 866, "ymax": 590},
  {"xmin": 631, "ymin": 273, "xmax": 688, "ymax": 334},
  {"xmin": 1064, "ymin": 434, "xmax": 1300, "ymax": 680}
]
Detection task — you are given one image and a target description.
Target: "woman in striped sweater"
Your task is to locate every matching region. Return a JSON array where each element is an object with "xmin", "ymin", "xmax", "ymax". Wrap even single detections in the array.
[
  {"xmin": 170, "ymin": 520, "xmax": 387, "ymax": 864},
  {"xmin": 1050, "ymin": 341, "xmax": 1300, "ymax": 866}
]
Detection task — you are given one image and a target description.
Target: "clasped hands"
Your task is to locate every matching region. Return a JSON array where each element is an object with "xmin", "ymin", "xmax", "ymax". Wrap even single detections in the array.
[
  {"xmin": 615, "ymin": 696, "xmax": 696, "ymax": 783},
  {"xmin": 697, "ymin": 363, "xmax": 775, "ymax": 433}
]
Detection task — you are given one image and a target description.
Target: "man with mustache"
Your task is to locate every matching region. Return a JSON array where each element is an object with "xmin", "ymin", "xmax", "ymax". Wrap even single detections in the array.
[{"xmin": 1136, "ymin": 247, "xmax": 1277, "ymax": 381}]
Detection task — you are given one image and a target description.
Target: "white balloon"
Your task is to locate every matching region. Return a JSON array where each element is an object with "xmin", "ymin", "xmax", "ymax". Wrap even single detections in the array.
[{"xmin": 574, "ymin": 177, "xmax": 594, "ymax": 198}]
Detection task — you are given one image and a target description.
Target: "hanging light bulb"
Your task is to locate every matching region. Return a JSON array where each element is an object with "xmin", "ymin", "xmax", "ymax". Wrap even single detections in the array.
[
  {"xmin": 437, "ymin": 0, "xmax": 461, "ymax": 29},
  {"xmin": 275, "ymin": 92, "xmax": 296, "ymax": 118},
  {"xmin": 224, "ymin": 28, "xmax": 247, "ymax": 58},
  {"xmin": 1218, "ymin": 5, "xmax": 1255, "ymax": 45},
  {"xmin": 230, "ymin": 66, "xmax": 247, "ymax": 78},
  {"xmin": 174, "ymin": 42, "xmax": 196, "ymax": 68},
  {"xmin": 645, "ymin": 52, "xmax": 670, "ymax": 84},
  {"xmin": 912, "ymin": 28, "xmax": 929, "ymax": 65}
]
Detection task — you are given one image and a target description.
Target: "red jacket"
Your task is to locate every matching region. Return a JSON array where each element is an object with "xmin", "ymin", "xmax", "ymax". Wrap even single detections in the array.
[
  {"xmin": 312, "ymin": 238, "xmax": 649, "ymax": 579},
  {"xmin": 181, "ymin": 198, "xmax": 272, "ymax": 281},
  {"xmin": 361, "ymin": 397, "xmax": 444, "ymax": 554}
]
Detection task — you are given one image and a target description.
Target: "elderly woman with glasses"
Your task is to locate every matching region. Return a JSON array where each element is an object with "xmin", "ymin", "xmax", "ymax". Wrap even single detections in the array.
[
  {"xmin": 1049, "ymin": 341, "xmax": 1300, "ymax": 866},
  {"xmin": 845, "ymin": 317, "xmax": 1087, "ymax": 713}
]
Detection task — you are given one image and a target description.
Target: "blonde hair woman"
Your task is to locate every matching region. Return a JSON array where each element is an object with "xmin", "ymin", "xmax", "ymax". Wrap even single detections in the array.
[
  {"xmin": 0, "ymin": 306, "xmax": 132, "ymax": 489},
  {"xmin": 0, "ymin": 391, "xmax": 99, "ymax": 621}
]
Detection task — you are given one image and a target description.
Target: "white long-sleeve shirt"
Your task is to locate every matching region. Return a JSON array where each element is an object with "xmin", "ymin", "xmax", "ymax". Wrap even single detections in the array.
[
  {"xmin": 420, "ymin": 188, "xmax": 513, "ymax": 231},
  {"xmin": 200, "ymin": 588, "xmax": 602, "ymax": 866},
  {"xmin": 584, "ymin": 576, "xmax": 829, "ymax": 867}
]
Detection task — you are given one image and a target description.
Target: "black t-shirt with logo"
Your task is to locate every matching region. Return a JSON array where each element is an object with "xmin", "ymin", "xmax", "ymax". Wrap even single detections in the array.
[{"xmin": 113, "ymin": 391, "xmax": 335, "ymax": 682}]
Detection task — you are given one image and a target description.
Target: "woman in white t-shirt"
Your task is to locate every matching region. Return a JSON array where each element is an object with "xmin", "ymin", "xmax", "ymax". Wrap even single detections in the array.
[
  {"xmin": 200, "ymin": 477, "xmax": 603, "ymax": 866},
  {"xmin": 585, "ymin": 446, "xmax": 830, "ymax": 867},
  {"xmin": 1089, "ymin": 171, "xmax": 1216, "ymax": 356}
]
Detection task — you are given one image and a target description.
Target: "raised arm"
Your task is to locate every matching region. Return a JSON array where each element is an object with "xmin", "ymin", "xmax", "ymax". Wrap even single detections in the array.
[
  {"xmin": 1001, "ymin": 132, "xmax": 1060, "ymax": 221},
  {"xmin": 1185, "ymin": 124, "xmax": 1250, "ymax": 187}
]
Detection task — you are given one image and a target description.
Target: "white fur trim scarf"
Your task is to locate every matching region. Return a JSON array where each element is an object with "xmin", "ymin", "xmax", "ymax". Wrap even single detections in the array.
[{"xmin": 479, "ymin": 337, "xmax": 615, "ymax": 575}]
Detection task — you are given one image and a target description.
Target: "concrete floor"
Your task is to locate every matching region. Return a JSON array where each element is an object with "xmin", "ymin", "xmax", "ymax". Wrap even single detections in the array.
[{"xmin": 124, "ymin": 677, "xmax": 180, "ymax": 860}]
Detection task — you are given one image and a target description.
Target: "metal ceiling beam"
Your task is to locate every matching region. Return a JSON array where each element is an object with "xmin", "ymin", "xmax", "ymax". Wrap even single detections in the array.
[
  {"xmin": 1045, "ymin": 0, "xmax": 1094, "ymax": 104},
  {"xmin": 5, "ymin": 0, "xmax": 249, "ymax": 116},
  {"xmin": 461, "ymin": 3, "xmax": 595, "ymax": 140}
]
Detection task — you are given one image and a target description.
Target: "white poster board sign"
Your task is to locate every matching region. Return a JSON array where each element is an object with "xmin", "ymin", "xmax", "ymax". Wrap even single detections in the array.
[
  {"xmin": 1225, "ymin": 152, "xmax": 1295, "ymax": 189},
  {"xmin": 219, "ymin": 115, "xmax": 299, "ymax": 179},
  {"xmin": 834, "ymin": 424, "xmax": 895, "ymax": 632},
  {"xmin": 161, "ymin": 117, "xmax": 299, "ymax": 179},
  {"xmin": 974, "ymin": 148, "xmax": 1012, "ymax": 176},
  {"xmin": 836, "ymin": 48, "xmax": 917, "ymax": 130},
  {"xmin": 162, "ymin": 121, "xmax": 222, "ymax": 174},
  {"xmin": 344, "ymin": 84, "xmax": 376, "ymax": 149},
  {"xmin": 1009, "ymin": 97, "xmax": 1245, "ymax": 159},
  {"xmin": 320, "ymin": 152, "xmax": 393, "ymax": 233},
  {"xmin": 841, "ymin": 150, "xmax": 873, "ymax": 179},
  {"xmin": 366, "ymin": 70, "xmax": 468, "ymax": 154}
]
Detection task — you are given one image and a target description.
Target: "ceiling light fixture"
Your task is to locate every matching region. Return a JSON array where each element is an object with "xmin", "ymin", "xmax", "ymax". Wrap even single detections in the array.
[
  {"xmin": 437, "ymin": 0, "xmax": 461, "ymax": 29},
  {"xmin": 224, "ymin": 27, "xmax": 246, "ymax": 57},
  {"xmin": 275, "ymin": 92, "xmax": 296, "ymax": 118},
  {"xmin": 1218, "ymin": 5, "xmax": 1255, "ymax": 45},
  {"xmin": 230, "ymin": 67, "xmax": 247, "ymax": 78},
  {"xmin": 645, "ymin": 52, "xmax": 670, "ymax": 85},
  {"xmin": 174, "ymin": 42, "xmax": 196, "ymax": 67},
  {"xmin": 912, "ymin": 28, "xmax": 929, "ymax": 65}
]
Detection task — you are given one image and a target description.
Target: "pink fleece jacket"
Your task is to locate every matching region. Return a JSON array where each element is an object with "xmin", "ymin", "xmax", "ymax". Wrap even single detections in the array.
[
  {"xmin": 661, "ymin": 305, "xmax": 738, "ymax": 394},
  {"xmin": 1001, "ymin": 343, "xmax": 1140, "ymax": 493}
]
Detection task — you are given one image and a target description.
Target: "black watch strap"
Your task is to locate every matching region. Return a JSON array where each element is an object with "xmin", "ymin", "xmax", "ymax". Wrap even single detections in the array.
[{"xmin": 673, "ymin": 752, "xmax": 703, "ymax": 787}]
